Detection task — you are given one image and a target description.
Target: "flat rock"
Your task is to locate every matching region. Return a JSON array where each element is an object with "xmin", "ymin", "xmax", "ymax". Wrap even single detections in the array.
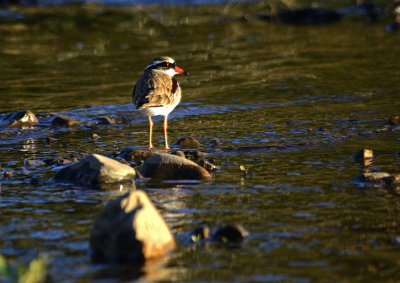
[
  {"xmin": 3, "ymin": 110, "xmax": 38, "ymax": 127},
  {"xmin": 141, "ymin": 153, "xmax": 212, "ymax": 180},
  {"xmin": 90, "ymin": 190, "xmax": 175, "ymax": 263},
  {"xmin": 53, "ymin": 153, "xmax": 135, "ymax": 186}
]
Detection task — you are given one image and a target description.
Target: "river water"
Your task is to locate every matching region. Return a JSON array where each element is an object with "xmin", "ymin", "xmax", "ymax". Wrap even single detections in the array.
[{"xmin": 1, "ymin": 3, "xmax": 400, "ymax": 282}]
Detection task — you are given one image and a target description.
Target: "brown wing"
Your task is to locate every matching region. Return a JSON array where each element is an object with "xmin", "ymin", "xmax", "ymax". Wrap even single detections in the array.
[{"xmin": 132, "ymin": 69, "xmax": 180, "ymax": 110}]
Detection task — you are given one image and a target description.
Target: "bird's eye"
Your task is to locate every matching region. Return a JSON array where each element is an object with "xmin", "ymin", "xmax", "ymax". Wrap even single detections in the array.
[{"xmin": 162, "ymin": 62, "xmax": 170, "ymax": 68}]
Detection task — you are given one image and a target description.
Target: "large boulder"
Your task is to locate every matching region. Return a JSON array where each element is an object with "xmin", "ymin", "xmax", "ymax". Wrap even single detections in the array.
[
  {"xmin": 90, "ymin": 190, "xmax": 175, "ymax": 263},
  {"xmin": 141, "ymin": 153, "xmax": 212, "ymax": 180},
  {"xmin": 53, "ymin": 153, "xmax": 135, "ymax": 187}
]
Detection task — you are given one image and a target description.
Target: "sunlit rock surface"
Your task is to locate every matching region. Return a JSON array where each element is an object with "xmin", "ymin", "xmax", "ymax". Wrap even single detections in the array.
[
  {"xmin": 141, "ymin": 153, "xmax": 212, "ymax": 180},
  {"xmin": 53, "ymin": 153, "xmax": 135, "ymax": 186},
  {"xmin": 90, "ymin": 190, "xmax": 175, "ymax": 263}
]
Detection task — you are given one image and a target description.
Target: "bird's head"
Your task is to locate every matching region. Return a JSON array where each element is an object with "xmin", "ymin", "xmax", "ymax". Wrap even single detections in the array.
[{"xmin": 146, "ymin": 56, "xmax": 189, "ymax": 77}]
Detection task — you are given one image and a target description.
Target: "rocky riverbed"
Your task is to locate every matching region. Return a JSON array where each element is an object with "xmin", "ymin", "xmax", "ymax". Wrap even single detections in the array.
[{"xmin": 1, "ymin": 2, "xmax": 400, "ymax": 282}]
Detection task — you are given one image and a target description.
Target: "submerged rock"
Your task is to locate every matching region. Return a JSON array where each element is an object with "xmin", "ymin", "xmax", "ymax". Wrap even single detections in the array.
[
  {"xmin": 212, "ymin": 224, "xmax": 248, "ymax": 243},
  {"xmin": 141, "ymin": 153, "xmax": 212, "ymax": 180},
  {"xmin": 175, "ymin": 137, "xmax": 201, "ymax": 149},
  {"xmin": 388, "ymin": 115, "xmax": 400, "ymax": 125},
  {"xmin": 198, "ymin": 159, "xmax": 218, "ymax": 173},
  {"xmin": 353, "ymin": 172, "xmax": 400, "ymax": 188},
  {"xmin": 52, "ymin": 115, "xmax": 82, "ymax": 127},
  {"xmin": 53, "ymin": 153, "xmax": 135, "ymax": 187},
  {"xmin": 3, "ymin": 110, "xmax": 38, "ymax": 127},
  {"xmin": 188, "ymin": 224, "xmax": 248, "ymax": 244},
  {"xmin": 190, "ymin": 226, "xmax": 210, "ymax": 242},
  {"xmin": 24, "ymin": 159, "xmax": 45, "ymax": 170},
  {"xmin": 259, "ymin": 7, "xmax": 341, "ymax": 25},
  {"xmin": 90, "ymin": 190, "xmax": 175, "ymax": 263},
  {"xmin": 118, "ymin": 147, "xmax": 155, "ymax": 163}
]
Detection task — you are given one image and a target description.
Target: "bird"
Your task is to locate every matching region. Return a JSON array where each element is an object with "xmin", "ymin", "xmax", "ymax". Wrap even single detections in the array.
[{"xmin": 132, "ymin": 56, "xmax": 189, "ymax": 151}]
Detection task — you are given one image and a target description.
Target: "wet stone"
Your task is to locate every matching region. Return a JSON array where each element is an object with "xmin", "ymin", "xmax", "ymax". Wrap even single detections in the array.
[
  {"xmin": 52, "ymin": 115, "xmax": 83, "ymax": 127},
  {"xmin": 24, "ymin": 159, "xmax": 45, "ymax": 170},
  {"xmin": 3, "ymin": 110, "xmax": 38, "ymax": 127},
  {"xmin": 96, "ymin": 116, "xmax": 116, "ymax": 125},
  {"xmin": 3, "ymin": 170, "xmax": 12, "ymax": 178},
  {"xmin": 190, "ymin": 226, "xmax": 210, "ymax": 242},
  {"xmin": 118, "ymin": 147, "xmax": 155, "ymax": 163},
  {"xmin": 183, "ymin": 150, "xmax": 205, "ymax": 161},
  {"xmin": 388, "ymin": 115, "xmax": 400, "ymax": 125},
  {"xmin": 90, "ymin": 190, "xmax": 175, "ymax": 263},
  {"xmin": 53, "ymin": 153, "xmax": 136, "ymax": 187},
  {"xmin": 212, "ymin": 224, "xmax": 248, "ymax": 243},
  {"xmin": 175, "ymin": 137, "xmax": 201, "ymax": 149},
  {"xmin": 353, "ymin": 172, "xmax": 400, "ymax": 188},
  {"xmin": 141, "ymin": 153, "xmax": 212, "ymax": 180},
  {"xmin": 198, "ymin": 159, "xmax": 218, "ymax": 173},
  {"xmin": 354, "ymin": 149, "xmax": 373, "ymax": 166},
  {"xmin": 46, "ymin": 137, "xmax": 56, "ymax": 144}
]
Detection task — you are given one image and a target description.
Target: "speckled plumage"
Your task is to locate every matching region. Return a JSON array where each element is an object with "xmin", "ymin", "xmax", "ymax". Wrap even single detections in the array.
[
  {"xmin": 132, "ymin": 69, "xmax": 181, "ymax": 117},
  {"xmin": 131, "ymin": 56, "xmax": 188, "ymax": 150}
]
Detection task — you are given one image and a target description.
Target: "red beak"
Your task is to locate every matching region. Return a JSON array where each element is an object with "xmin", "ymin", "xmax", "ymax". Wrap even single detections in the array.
[{"xmin": 175, "ymin": 65, "xmax": 189, "ymax": 76}]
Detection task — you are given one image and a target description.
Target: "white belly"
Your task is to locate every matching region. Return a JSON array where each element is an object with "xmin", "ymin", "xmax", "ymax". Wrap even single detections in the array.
[{"xmin": 139, "ymin": 105, "xmax": 175, "ymax": 117}]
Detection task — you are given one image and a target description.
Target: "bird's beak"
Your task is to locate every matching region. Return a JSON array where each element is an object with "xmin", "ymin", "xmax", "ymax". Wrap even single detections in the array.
[{"xmin": 175, "ymin": 66, "xmax": 189, "ymax": 76}]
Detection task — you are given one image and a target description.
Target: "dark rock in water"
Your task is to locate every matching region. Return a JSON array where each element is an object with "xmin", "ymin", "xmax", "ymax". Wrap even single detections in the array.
[
  {"xmin": 190, "ymin": 226, "xmax": 210, "ymax": 242},
  {"xmin": 24, "ymin": 159, "xmax": 45, "ymax": 170},
  {"xmin": 259, "ymin": 7, "xmax": 341, "ymax": 25},
  {"xmin": 118, "ymin": 147, "xmax": 155, "ymax": 163},
  {"xmin": 175, "ymin": 137, "xmax": 201, "ymax": 149},
  {"xmin": 210, "ymin": 139, "xmax": 221, "ymax": 146},
  {"xmin": 353, "ymin": 149, "xmax": 373, "ymax": 166},
  {"xmin": 3, "ymin": 170, "xmax": 12, "ymax": 178},
  {"xmin": 3, "ymin": 110, "xmax": 38, "ymax": 127},
  {"xmin": 212, "ymin": 225, "xmax": 248, "ymax": 243},
  {"xmin": 356, "ymin": 0, "xmax": 380, "ymax": 22},
  {"xmin": 198, "ymin": 159, "xmax": 218, "ymax": 173},
  {"xmin": 96, "ymin": 116, "xmax": 116, "ymax": 125},
  {"xmin": 54, "ymin": 153, "xmax": 135, "ymax": 187},
  {"xmin": 353, "ymin": 172, "xmax": 400, "ymax": 188},
  {"xmin": 46, "ymin": 136, "xmax": 56, "ymax": 144},
  {"xmin": 141, "ymin": 153, "xmax": 212, "ymax": 180},
  {"xmin": 388, "ymin": 115, "xmax": 400, "ymax": 125},
  {"xmin": 52, "ymin": 115, "xmax": 82, "ymax": 127},
  {"xmin": 90, "ymin": 190, "xmax": 175, "ymax": 263},
  {"xmin": 91, "ymin": 133, "xmax": 100, "ymax": 140},
  {"xmin": 94, "ymin": 115, "xmax": 128, "ymax": 125},
  {"xmin": 182, "ymin": 150, "xmax": 205, "ymax": 161},
  {"xmin": 386, "ymin": 22, "xmax": 399, "ymax": 32}
]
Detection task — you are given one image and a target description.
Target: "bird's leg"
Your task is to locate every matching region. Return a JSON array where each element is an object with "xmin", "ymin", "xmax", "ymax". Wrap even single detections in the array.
[
  {"xmin": 163, "ymin": 115, "xmax": 170, "ymax": 151},
  {"xmin": 148, "ymin": 116, "xmax": 154, "ymax": 149}
]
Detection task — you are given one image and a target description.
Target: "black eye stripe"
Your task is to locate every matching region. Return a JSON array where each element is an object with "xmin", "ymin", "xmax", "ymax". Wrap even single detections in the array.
[{"xmin": 159, "ymin": 62, "xmax": 175, "ymax": 68}]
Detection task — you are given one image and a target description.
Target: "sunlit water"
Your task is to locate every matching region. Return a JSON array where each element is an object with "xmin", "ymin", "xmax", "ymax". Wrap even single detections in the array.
[{"xmin": 1, "ymin": 3, "xmax": 400, "ymax": 282}]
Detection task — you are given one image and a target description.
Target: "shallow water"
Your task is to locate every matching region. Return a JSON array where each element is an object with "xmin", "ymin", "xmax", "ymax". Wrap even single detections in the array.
[{"xmin": 1, "ymin": 3, "xmax": 400, "ymax": 282}]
